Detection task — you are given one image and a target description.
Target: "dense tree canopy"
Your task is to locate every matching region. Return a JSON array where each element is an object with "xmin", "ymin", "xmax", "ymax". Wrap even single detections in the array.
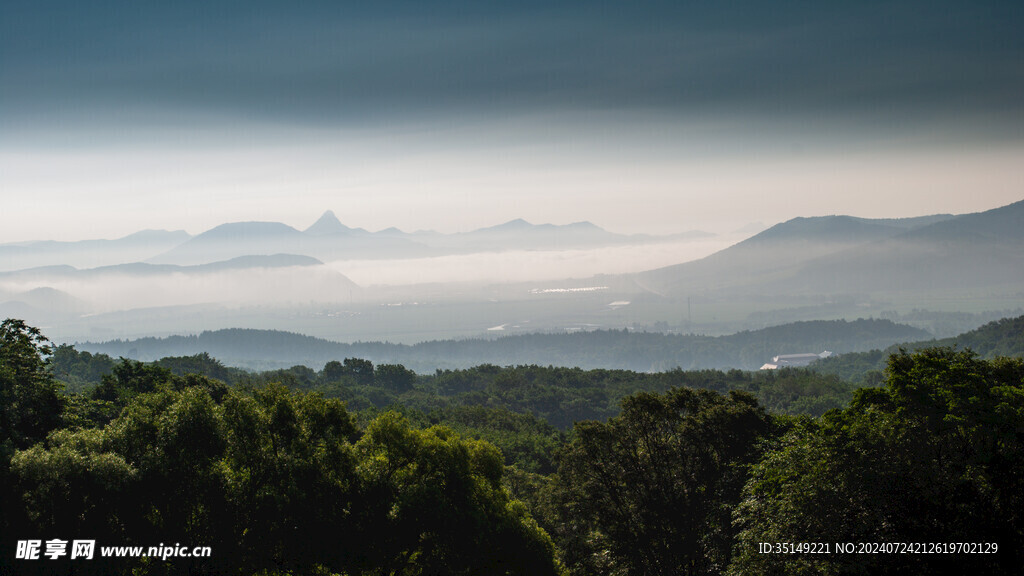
[
  {"xmin": 0, "ymin": 319, "xmax": 63, "ymax": 451},
  {"xmin": 2, "ymin": 329, "xmax": 562, "ymax": 575},
  {"xmin": 550, "ymin": 388, "xmax": 774, "ymax": 576},
  {"xmin": 730, "ymin": 349, "xmax": 1024, "ymax": 575},
  {"xmin": 4, "ymin": 317, "xmax": 1024, "ymax": 575}
]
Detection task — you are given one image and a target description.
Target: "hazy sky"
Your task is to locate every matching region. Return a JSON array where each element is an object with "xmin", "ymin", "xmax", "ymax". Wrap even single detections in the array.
[{"xmin": 2, "ymin": 0, "xmax": 1022, "ymax": 243}]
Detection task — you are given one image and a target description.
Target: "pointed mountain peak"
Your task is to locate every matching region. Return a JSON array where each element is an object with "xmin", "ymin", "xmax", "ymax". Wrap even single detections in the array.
[{"xmin": 305, "ymin": 210, "xmax": 354, "ymax": 236}]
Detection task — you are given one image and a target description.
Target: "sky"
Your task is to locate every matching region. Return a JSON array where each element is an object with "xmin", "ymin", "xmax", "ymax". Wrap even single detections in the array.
[{"xmin": 2, "ymin": 0, "xmax": 1023, "ymax": 243}]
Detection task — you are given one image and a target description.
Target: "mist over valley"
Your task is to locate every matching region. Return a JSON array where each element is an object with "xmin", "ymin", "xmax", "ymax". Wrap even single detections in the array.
[{"xmin": 3, "ymin": 201, "xmax": 1021, "ymax": 369}]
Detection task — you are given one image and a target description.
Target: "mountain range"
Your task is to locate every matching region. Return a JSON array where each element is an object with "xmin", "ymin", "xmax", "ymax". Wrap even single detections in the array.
[
  {"xmin": 0, "ymin": 229, "xmax": 191, "ymax": 271},
  {"xmin": 634, "ymin": 200, "xmax": 1024, "ymax": 298},
  {"xmin": 1, "ymin": 200, "xmax": 1022, "ymax": 345},
  {"xmin": 0, "ymin": 212, "xmax": 707, "ymax": 270}
]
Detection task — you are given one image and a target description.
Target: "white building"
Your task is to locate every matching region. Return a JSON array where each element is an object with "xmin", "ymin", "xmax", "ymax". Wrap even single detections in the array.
[{"xmin": 760, "ymin": 351, "xmax": 833, "ymax": 370}]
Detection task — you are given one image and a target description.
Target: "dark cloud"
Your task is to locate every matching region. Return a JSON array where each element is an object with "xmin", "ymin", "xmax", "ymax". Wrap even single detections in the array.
[{"xmin": 2, "ymin": 1, "xmax": 1022, "ymax": 132}]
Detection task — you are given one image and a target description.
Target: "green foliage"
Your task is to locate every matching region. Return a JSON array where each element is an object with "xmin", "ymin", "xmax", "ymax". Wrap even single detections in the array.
[
  {"xmin": 352, "ymin": 412, "xmax": 562, "ymax": 575},
  {"xmin": 91, "ymin": 359, "xmax": 174, "ymax": 403},
  {"xmin": 813, "ymin": 315, "xmax": 1024, "ymax": 382},
  {"xmin": 373, "ymin": 404, "xmax": 565, "ymax": 473},
  {"xmin": 730, "ymin": 348, "xmax": 1024, "ymax": 575},
  {"xmin": 155, "ymin": 352, "xmax": 242, "ymax": 384},
  {"xmin": 3, "ymin": 324, "xmax": 560, "ymax": 575},
  {"xmin": 752, "ymin": 369, "xmax": 853, "ymax": 416},
  {"xmin": 248, "ymin": 364, "xmax": 318, "ymax": 391},
  {"xmin": 52, "ymin": 345, "xmax": 856, "ymax": 436},
  {"xmin": 11, "ymin": 428, "xmax": 135, "ymax": 533},
  {"xmin": 218, "ymin": 383, "xmax": 358, "ymax": 572},
  {"xmin": 375, "ymin": 363, "xmax": 416, "ymax": 392},
  {"xmin": 416, "ymin": 364, "xmax": 846, "ymax": 429},
  {"xmin": 1, "ymin": 319, "xmax": 66, "ymax": 575},
  {"xmin": 551, "ymin": 388, "xmax": 774, "ymax": 576},
  {"xmin": 321, "ymin": 359, "xmax": 345, "ymax": 382},
  {"xmin": 78, "ymin": 318, "xmax": 933, "ymax": 372},
  {"xmin": 320, "ymin": 357, "xmax": 376, "ymax": 386},
  {"xmin": 13, "ymin": 317, "xmax": 1024, "ymax": 575},
  {"xmin": 49, "ymin": 344, "xmax": 117, "ymax": 392},
  {"xmin": 0, "ymin": 319, "xmax": 64, "ymax": 451}
]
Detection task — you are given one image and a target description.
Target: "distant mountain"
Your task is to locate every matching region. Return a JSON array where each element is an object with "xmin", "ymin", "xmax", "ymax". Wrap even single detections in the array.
[
  {"xmin": 2, "ymin": 211, "xmax": 710, "ymax": 271},
  {"xmin": 635, "ymin": 214, "xmax": 927, "ymax": 295},
  {"xmin": 456, "ymin": 219, "xmax": 626, "ymax": 250},
  {"xmin": 476, "ymin": 218, "xmax": 537, "ymax": 232},
  {"xmin": 141, "ymin": 213, "xmax": 705, "ymax": 266},
  {"xmin": 147, "ymin": 222, "xmax": 307, "ymax": 265},
  {"xmin": 636, "ymin": 202, "xmax": 1019, "ymax": 298},
  {"xmin": 192, "ymin": 221, "xmax": 302, "ymax": 241},
  {"xmin": 0, "ymin": 286, "xmax": 89, "ymax": 311},
  {"xmin": 149, "ymin": 216, "xmax": 433, "ymax": 265},
  {"xmin": 0, "ymin": 229, "xmax": 191, "ymax": 271},
  {"xmin": 903, "ymin": 201, "xmax": 1024, "ymax": 242},
  {"xmin": 303, "ymin": 210, "xmax": 367, "ymax": 236},
  {"xmin": 196, "ymin": 254, "xmax": 324, "ymax": 271},
  {"xmin": 410, "ymin": 219, "xmax": 711, "ymax": 252},
  {"xmin": 781, "ymin": 200, "xmax": 1024, "ymax": 294},
  {"xmin": 745, "ymin": 215, "xmax": 938, "ymax": 245},
  {"xmin": 0, "ymin": 254, "xmax": 326, "ymax": 279},
  {"xmin": 118, "ymin": 230, "xmax": 193, "ymax": 243},
  {"xmin": 0, "ymin": 286, "xmax": 91, "ymax": 327}
]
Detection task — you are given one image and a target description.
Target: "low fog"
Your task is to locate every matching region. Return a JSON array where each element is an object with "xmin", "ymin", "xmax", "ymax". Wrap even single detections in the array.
[
  {"xmin": 0, "ymin": 236, "xmax": 736, "ymax": 316},
  {"xmin": 327, "ymin": 238, "xmax": 738, "ymax": 286},
  {"xmin": 0, "ymin": 264, "xmax": 359, "ymax": 314}
]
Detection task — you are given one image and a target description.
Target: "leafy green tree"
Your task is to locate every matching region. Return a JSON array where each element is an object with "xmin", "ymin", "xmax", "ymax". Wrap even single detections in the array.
[
  {"xmin": 343, "ymin": 357, "xmax": 375, "ymax": 385},
  {"xmin": 1, "ymin": 319, "xmax": 66, "ymax": 570},
  {"xmin": 375, "ymin": 363, "xmax": 417, "ymax": 392},
  {"xmin": 219, "ymin": 382, "xmax": 360, "ymax": 573},
  {"xmin": 322, "ymin": 359, "xmax": 346, "ymax": 382},
  {"xmin": 105, "ymin": 387, "xmax": 229, "ymax": 555},
  {"xmin": 7, "ymin": 429, "xmax": 136, "ymax": 576},
  {"xmin": 91, "ymin": 358, "xmax": 174, "ymax": 404},
  {"xmin": 730, "ymin": 348, "xmax": 1024, "ymax": 575},
  {"xmin": 0, "ymin": 319, "xmax": 64, "ymax": 450},
  {"xmin": 551, "ymin": 388, "xmax": 773, "ymax": 576},
  {"xmin": 6, "ymin": 383, "xmax": 231, "ymax": 575},
  {"xmin": 49, "ymin": 344, "xmax": 117, "ymax": 392},
  {"xmin": 155, "ymin": 352, "xmax": 239, "ymax": 383},
  {"xmin": 351, "ymin": 412, "xmax": 562, "ymax": 576}
]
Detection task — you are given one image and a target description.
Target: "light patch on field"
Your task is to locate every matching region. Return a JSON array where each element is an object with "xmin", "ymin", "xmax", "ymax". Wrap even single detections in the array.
[
  {"xmin": 327, "ymin": 237, "xmax": 737, "ymax": 286},
  {"xmin": 530, "ymin": 287, "xmax": 609, "ymax": 294}
]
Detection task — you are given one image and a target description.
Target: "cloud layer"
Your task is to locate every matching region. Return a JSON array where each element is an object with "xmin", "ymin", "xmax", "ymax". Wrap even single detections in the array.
[{"xmin": 3, "ymin": 1, "xmax": 1022, "ymax": 130}]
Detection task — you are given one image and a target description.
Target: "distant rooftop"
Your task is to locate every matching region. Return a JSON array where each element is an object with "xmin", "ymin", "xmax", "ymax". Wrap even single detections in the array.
[{"xmin": 760, "ymin": 351, "xmax": 832, "ymax": 370}]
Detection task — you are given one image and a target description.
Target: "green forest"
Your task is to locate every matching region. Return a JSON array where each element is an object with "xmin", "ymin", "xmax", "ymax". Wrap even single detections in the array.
[
  {"xmin": 3, "ymin": 317, "xmax": 1024, "ymax": 575},
  {"xmin": 76, "ymin": 317, "xmax": 933, "ymax": 372}
]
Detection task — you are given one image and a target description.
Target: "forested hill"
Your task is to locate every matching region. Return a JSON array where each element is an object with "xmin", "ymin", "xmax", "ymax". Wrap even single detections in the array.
[
  {"xmin": 814, "ymin": 315, "xmax": 1024, "ymax": 380},
  {"xmin": 75, "ymin": 318, "xmax": 929, "ymax": 372},
  {"xmin": 931, "ymin": 315, "xmax": 1024, "ymax": 357}
]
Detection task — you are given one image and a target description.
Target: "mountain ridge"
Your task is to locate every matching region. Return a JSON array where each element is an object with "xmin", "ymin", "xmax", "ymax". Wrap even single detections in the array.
[
  {"xmin": 73, "ymin": 317, "xmax": 934, "ymax": 373},
  {"xmin": 635, "ymin": 200, "xmax": 1023, "ymax": 297}
]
